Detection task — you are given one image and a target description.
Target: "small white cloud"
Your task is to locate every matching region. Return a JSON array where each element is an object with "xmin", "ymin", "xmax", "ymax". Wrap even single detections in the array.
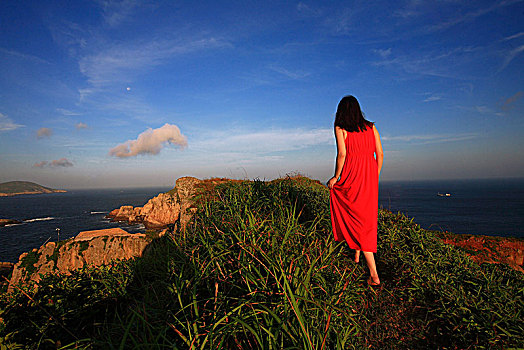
[
  {"xmin": 56, "ymin": 108, "xmax": 81, "ymax": 116},
  {"xmin": 499, "ymin": 44, "xmax": 524, "ymax": 72},
  {"xmin": 269, "ymin": 66, "xmax": 310, "ymax": 80},
  {"xmin": 76, "ymin": 122, "xmax": 89, "ymax": 129},
  {"xmin": 37, "ymin": 127, "xmax": 53, "ymax": 138},
  {"xmin": 194, "ymin": 128, "xmax": 333, "ymax": 154},
  {"xmin": 0, "ymin": 113, "xmax": 24, "ymax": 131},
  {"xmin": 502, "ymin": 32, "xmax": 524, "ymax": 41},
  {"xmin": 78, "ymin": 37, "xmax": 231, "ymax": 91},
  {"xmin": 423, "ymin": 95, "xmax": 441, "ymax": 102},
  {"xmin": 33, "ymin": 158, "xmax": 74, "ymax": 168},
  {"xmin": 382, "ymin": 133, "xmax": 477, "ymax": 144},
  {"xmin": 373, "ymin": 48, "xmax": 392, "ymax": 58},
  {"xmin": 475, "ymin": 106, "xmax": 490, "ymax": 114},
  {"xmin": 297, "ymin": 2, "xmax": 321, "ymax": 16},
  {"xmin": 109, "ymin": 123, "xmax": 187, "ymax": 158}
]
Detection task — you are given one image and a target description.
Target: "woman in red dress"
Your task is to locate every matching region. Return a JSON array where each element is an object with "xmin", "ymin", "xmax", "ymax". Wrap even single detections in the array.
[{"xmin": 327, "ymin": 95, "xmax": 384, "ymax": 286}]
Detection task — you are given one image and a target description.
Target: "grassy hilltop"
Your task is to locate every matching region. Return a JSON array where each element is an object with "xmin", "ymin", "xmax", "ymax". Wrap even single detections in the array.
[
  {"xmin": 0, "ymin": 177, "xmax": 522, "ymax": 349},
  {"xmin": 0, "ymin": 181, "xmax": 65, "ymax": 196}
]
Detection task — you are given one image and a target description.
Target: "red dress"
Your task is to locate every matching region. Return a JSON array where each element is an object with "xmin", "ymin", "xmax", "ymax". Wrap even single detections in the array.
[{"xmin": 330, "ymin": 125, "xmax": 379, "ymax": 252}]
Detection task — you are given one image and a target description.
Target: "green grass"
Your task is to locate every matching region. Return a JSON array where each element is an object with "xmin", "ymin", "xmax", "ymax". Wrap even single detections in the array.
[
  {"xmin": 0, "ymin": 176, "xmax": 522, "ymax": 349},
  {"xmin": 0, "ymin": 181, "xmax": 56, "ymax": 194}
]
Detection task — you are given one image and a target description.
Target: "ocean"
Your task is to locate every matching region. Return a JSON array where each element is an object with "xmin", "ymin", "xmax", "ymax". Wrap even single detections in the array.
[
  {"xmin": 0, "ymin": 187, "xmax": 171, "ymax": 263},
  {"xmin": 0, "ymin": 179, "xmax": 523, "ymax": 263},
  {"xmin": 378, "ymin": 178, "xmax": 524, "ymax": 237}
]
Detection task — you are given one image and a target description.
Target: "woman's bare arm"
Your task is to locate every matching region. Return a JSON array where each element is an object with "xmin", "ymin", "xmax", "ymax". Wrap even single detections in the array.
[
  {"xmin": 328, "ymin": 126, "xmax": 346, "ymax": 189},
  {"xmin": 373, "ymin": 125, "xmax": 384, "ymax": 176}
]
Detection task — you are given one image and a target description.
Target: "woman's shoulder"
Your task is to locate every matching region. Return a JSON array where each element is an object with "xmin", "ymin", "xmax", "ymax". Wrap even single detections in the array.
[{"xmin": 334, "ymin": 126, "xmax": 347, "ymax": 138}]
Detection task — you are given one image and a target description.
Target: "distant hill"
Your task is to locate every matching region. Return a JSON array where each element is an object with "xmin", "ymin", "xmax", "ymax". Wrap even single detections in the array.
[{"xmin": 0, "ymin": 181, "xmax": 66, "ymax": 196}]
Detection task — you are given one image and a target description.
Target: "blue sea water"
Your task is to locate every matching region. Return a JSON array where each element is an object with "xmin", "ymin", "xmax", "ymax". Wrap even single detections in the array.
[
  {"xmin": 0, "ymin": 187, "xmax": 170, "ymax": 263},
  {"xmin": 378, "ymin": 178, "xmax": 524, "ymax": 238},
  {"xmin": 0, "ymin": 179, "xmax": 523, "ymax": 263}
]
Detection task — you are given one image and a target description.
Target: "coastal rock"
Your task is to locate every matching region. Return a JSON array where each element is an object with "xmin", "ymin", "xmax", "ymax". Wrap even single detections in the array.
[
  {"xmin": 107, "ymin": 176, "xmax": 202, "ymax": 230},
  {"xmin": 8, "ymin": 228, "xmax": 151, "ymax": 292},
  {"xmin": 0, "ymin": 219, "xmax": 21, "ymax": 227}
]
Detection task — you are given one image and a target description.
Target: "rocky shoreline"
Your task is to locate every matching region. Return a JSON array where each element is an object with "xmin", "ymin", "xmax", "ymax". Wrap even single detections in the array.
[
  {"xmin": 106, "ymin": 176, "xmax": 201, "ymax": 230},
  {"xmin": 2, "ymin": 176, "xmax": 205, "ymax": 291}
]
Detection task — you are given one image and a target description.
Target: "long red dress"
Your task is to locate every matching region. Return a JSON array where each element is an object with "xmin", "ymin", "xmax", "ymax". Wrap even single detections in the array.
[{"xmin": 330, "ymin": 125, "xmax": 379, "ymax": 252}]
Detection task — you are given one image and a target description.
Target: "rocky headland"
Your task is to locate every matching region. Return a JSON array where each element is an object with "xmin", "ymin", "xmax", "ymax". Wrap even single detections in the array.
[
  {"xmin": 3, "ymin": 176, "xmax": 235, "ymax": 291},
  {"xmin": 7, "ymin": 228, "xmax": 156, "ymax": 292},
  {"xmin": 0, "ymin": 181, "xmax": 66, "ymax": 197},
  {"xmin": 106, "ymin": 176, "xmax": 238, "ymax": 229},
  {"xmin": 106, "ymin": 176, "xmax": 201, "ymax": 230}
]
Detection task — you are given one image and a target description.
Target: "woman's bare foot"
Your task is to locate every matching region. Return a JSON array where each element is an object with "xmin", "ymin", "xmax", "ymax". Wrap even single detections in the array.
[
  {"xmin": 367, "ymin": 276, "xmax": 380, "ymax": 286},
  {"xmin": 354, "ymin": 250, "xmax": 361, "ymax": 263}
]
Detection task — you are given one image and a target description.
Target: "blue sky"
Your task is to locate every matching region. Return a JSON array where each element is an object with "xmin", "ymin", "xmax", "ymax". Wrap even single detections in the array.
[{"xmin": 0, "ymin": 0, "xmax": 523, "ymax": 189}]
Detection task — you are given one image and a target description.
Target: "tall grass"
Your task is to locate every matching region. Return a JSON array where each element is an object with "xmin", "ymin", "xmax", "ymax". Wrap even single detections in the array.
[{"xmin": 0, "ymin": 176, "xmax": 522, "ymax": 349}]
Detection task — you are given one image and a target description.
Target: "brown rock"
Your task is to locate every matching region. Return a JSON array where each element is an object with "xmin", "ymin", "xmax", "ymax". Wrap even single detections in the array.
[
  {"xmin": 75, "ymin": 227, "xmax": 144, "ymax": 241},
  {"xmin": 106, "ymin": 176, "xmax": 203, "ymax": 230},
  {"xmin": 8, "ymin": 228, "xmax": 151, "ymax": 292}
]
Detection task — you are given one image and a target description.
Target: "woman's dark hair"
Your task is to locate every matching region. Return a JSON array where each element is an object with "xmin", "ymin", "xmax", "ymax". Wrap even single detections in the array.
[{"xmin": 334, "ymin": 95, "xmax": 373, "ymax": 132}]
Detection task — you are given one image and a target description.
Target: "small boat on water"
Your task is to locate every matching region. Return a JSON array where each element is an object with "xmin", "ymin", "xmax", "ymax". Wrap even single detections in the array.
[{"xmin": 437, "ymin": 193, "xmax": 451, "ymax": 197}]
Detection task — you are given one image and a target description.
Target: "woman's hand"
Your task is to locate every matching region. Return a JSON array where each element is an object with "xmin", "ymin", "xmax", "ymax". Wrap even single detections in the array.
[{"xmin": 327, "ymin": 176, "xmax": 338, "ymax": 189}]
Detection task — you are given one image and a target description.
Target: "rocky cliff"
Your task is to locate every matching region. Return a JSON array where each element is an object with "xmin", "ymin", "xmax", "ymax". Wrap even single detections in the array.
[
  {"xmin": 5, "ymin": 176, "xmax": 232, "ymax": 292},
  {"xmin": 7, "ymin": 228, "xmax": 156, "ymax": 292},
  {"xmin": 107, "ymin": 176, "xmax": 202, "ymax": 229}
]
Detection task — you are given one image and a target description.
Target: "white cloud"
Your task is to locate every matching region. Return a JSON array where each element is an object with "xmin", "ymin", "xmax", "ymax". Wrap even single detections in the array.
[
  {"xmin": 109, "ymin": 123, "xmax": 187, "ymax": 158},
  {"xmin": 0, "ymin": 48, "xmax": 50, "ymax": 65},
  {"xmin": 57, "ymin": 108, "xmax": 81, "ymax": 116},
  {"xmin": 269, "ymin": 66, "xmax": 311, "ymax": 80},
  {"xmin": 373, "ymin": 48, "xmax": 392, "ymax": 58},
  {"xmin": 373, "ymin": 46, "xmax": 484, "ymax": 79},
  {"xmin": 0, "ymin": 113, "xmax": 24, "ymax": 131},
  {"xmin": 193, "ymin": 127, "xmax": 333, "ymax": 154},
  {"xmin": 78, "ymin": 36, "xmax": 231, "ymax": 89},
  {"xmin": 37, "ymin": 127, "xmax": 53, "ymax": 138},
  {"xmin": 499, "ymin": 44, "xmax": 524, "ymax": 72},
  {"xmin": 382, "ymin": 133, "xmax": 477, "ymax": 144},
  {"xmin": 423, "ymin": 95, "xmax": 442, "ymax": 102},
  {"xmin": 502, "ymin": 32, "xmax": 524, "ymax": 41},
  {"xmin": 426, "ymin": 0, "xmax": 523, "ymax": 33},
  {"xmin": 296, "ymin": 2, "xmax": 321, "ymax": 17},
  {"xmin": 98, "ymin": 0, "xmax": 141, "ymax": 27}
]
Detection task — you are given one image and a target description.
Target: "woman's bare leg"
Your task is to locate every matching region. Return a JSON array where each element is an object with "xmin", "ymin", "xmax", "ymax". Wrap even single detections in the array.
[
  {"xmin": 354, "ymin": 250, "xmax": 361, "ymax": 263},
  {"xmin": 363, "ymin": 251, "xmax": 380, "ymax": 285}
]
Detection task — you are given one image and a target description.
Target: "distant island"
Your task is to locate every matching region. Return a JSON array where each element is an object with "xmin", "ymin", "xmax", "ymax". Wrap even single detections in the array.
[{"xmin": 0, "ymin": 181, "xmax": 66, "ymax": 197}]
